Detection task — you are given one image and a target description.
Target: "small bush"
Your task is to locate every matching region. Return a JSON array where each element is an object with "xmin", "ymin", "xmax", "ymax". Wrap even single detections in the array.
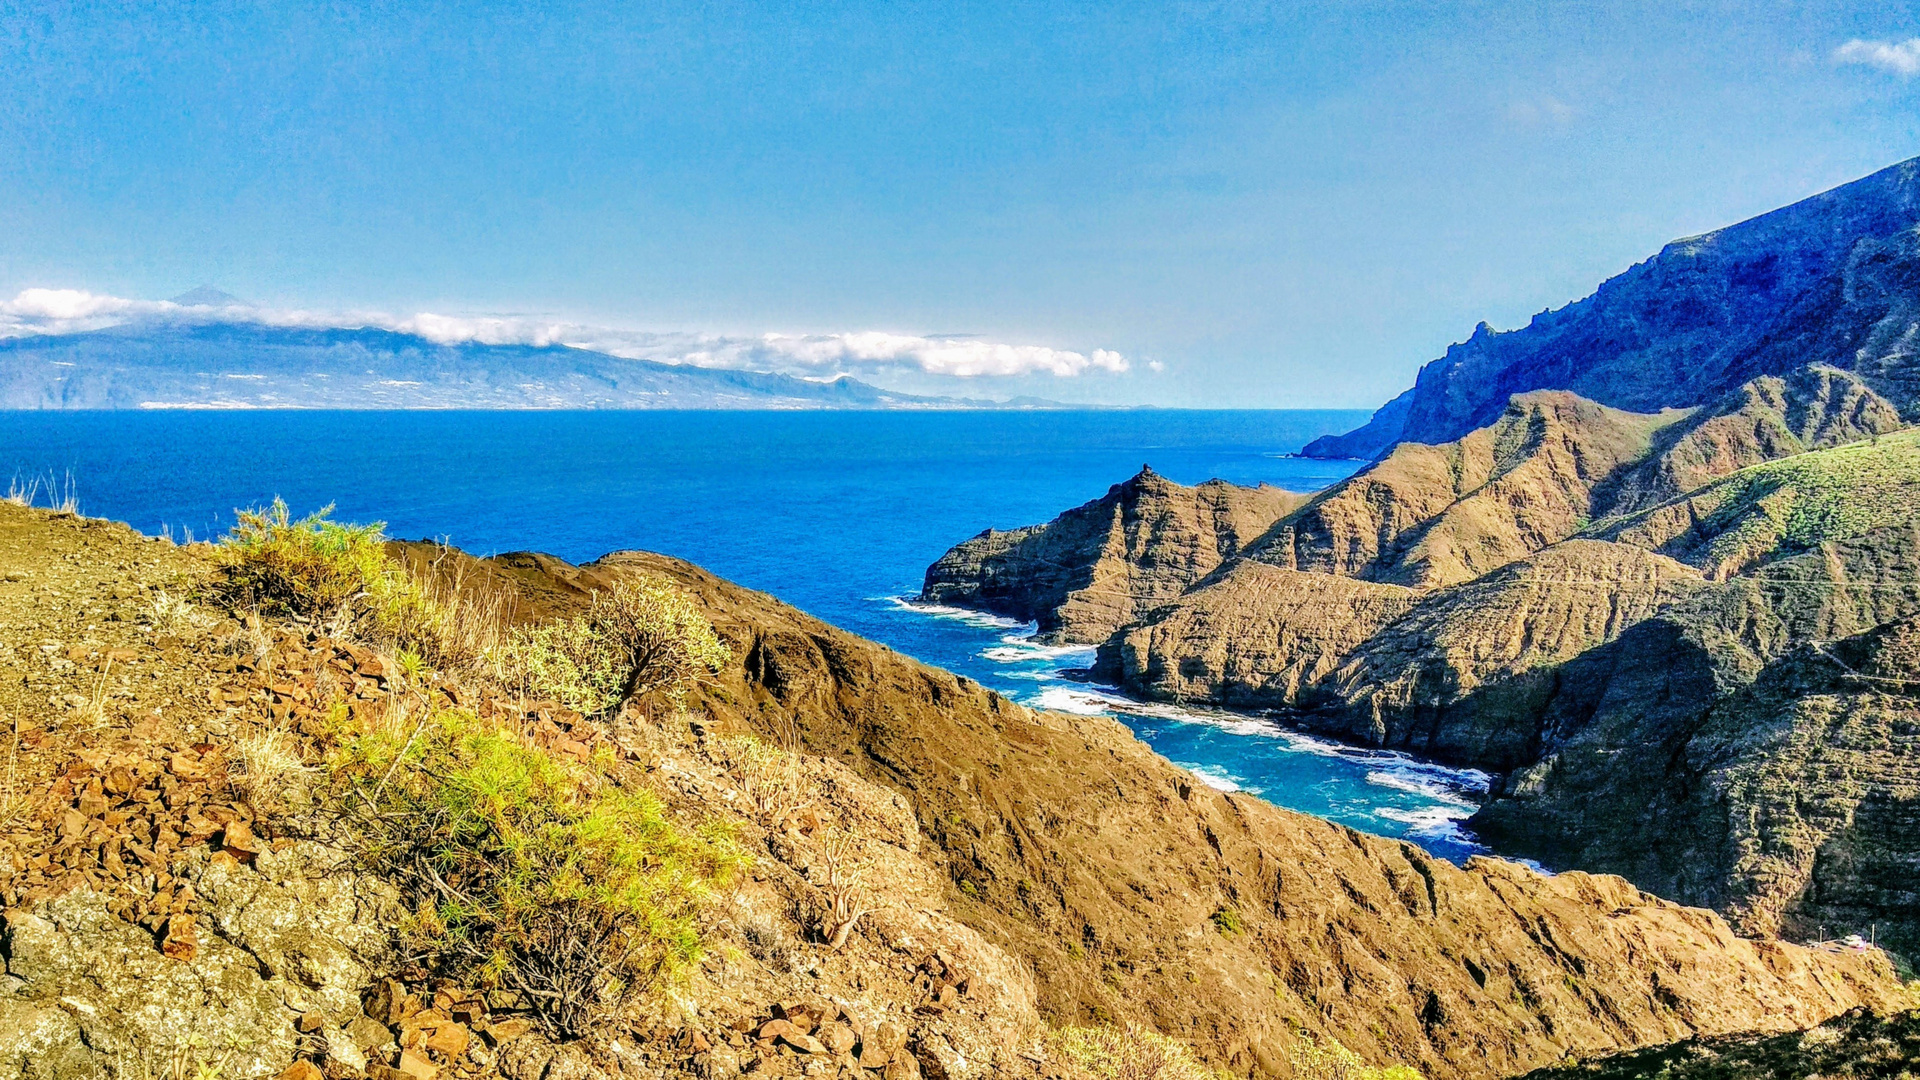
[
  {"xmin": 335, "ymin": 708, "xmax": 747, "ymax": 1036},
  {"xmin": 1210, "ymin": 906, "xmax": 1243, "ymax": 936},
  {"xmin": 1288, "ymin": 1035, "xmax": 1424, "ymax": 1080},
  {"xmin": 214, "ymin": 501, "xmax": 506, "ymax": 670},
  {"xmin": 215, "ymin": 499, "xmax": 393, "ymax": 616},
  {"xmin": 506, "ymin": 575, "xmax": 730, "ymax": 715},
  {"xmin": 1049, "ymin": 1023, "xmax": 1217, "ymax": 1080}
]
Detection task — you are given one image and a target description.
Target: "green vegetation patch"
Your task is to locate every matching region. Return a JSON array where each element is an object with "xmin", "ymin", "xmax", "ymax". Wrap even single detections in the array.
[
  {"xmin": 213, "ymin": 499, "xmax": 491, "ymax": 668},
  {"xmin": 1590, "ymin": 430, "xmax": 1920, "ymax": 575},
  {"xmin": 334, "ymin": 705, "xmax": 747, "ymax": 1037},
  {"xmin": 1050, "ymin": 1023, "xmax": 1221, "ymax": 1080},
  {"xmin": 504, "ymin": 575, "xmax": 731, "ymax": 715},
  {"xmin": 1288, "ymin": 1034, "xmax": 1426, "ymax": 1080}
]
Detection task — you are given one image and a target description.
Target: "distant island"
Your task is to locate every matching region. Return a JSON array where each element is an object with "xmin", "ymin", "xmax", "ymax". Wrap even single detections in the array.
[{"xmin": 0, "ymin": 311, "xmax": 1075, "ymax": 410}]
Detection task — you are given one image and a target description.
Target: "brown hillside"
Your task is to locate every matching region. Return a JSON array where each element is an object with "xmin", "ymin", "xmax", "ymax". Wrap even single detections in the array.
[{"xmin": 448, "ymin": 542, "xmax": 1912, "ymax": 1080}]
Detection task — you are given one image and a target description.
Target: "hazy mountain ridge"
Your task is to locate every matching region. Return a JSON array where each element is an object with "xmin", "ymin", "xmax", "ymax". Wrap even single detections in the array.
[
  {"xmin": 1306, "ymin": 155, "xmax": 1920, "ymax": 459},
  {"xmin": 0, "ymin": 321, "xmax": 1063, "ymax": 410}
]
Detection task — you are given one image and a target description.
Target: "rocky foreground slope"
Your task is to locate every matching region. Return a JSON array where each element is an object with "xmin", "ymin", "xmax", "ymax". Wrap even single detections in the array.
[
  {"xmin": 1, "ymin": 501, "xmax": 1911, "ymax": 1079},
  {"xmin": 923, "ymin": 364, "xmax": 1920, "ymax": 969}
]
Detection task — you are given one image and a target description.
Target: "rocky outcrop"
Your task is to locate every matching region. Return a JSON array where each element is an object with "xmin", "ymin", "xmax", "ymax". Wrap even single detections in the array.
[
  {"xmin": 0, "ymin": 844, "xmax": 399, "ymax": 1080},
  {"xmin": 1304, "ymin": 155, "xmax": 1920, "ymax": 458},
  {"xmin": 1470, "ymin": 523, "xmax": 1920, "ymax": 958},
  {"xmin": 1096, "ymin": 560, "xmax": 1418, "ymax": 706},
  {"xmin": 1308, "ymin": 540, "xmax": 1708, "ymax": 768},
  {"xmin": 476, "ymin": 546, "xmax": 1910, "ymax": 1080},
  {"xmin": 920, "ymin": 467, "xmax": 1302, "ymax": 642}
]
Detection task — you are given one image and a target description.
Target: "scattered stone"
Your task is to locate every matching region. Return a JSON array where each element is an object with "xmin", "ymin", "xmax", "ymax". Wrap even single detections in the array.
[{"xmin": 160, "ymin": 913, "xmax": 197, "ymax": 961}]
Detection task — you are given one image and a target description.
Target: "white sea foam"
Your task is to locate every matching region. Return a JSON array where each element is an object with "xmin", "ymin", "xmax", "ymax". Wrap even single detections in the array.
[
  {"xmin": 1029, "ymin": 686, "xmax": 1112, "ymax": 715},
  {"xmin": 979, "ymin": 639, "xmax": 1098, "ymax": 665},
  {"xmin": 1177, "ymin": 762, "xmax": 1261, "ymax": 794},
  {"xmin": 1373, "ymin": 804, "xmax": 1474, "ymax": 841},
  {"xmin": 880, "ymin": 595, "xmax": 1028, "ymax": 630},
  {"xmin": 1365, "ymin": 767, "xmax": 1481, "ymax": 805}
]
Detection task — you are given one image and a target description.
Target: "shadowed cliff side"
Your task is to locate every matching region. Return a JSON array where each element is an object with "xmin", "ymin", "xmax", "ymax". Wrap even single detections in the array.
[
  {"xmin": 444, "ymin": 544, "xmax": 1911, "ymax": 1080},
  {"xmin": 1303, "ymin": 156, "xmax": 1920, "ymax": 459},
  {"xmin": 1470, "ymin": 522, "xmax": 1920, "ymax": 959}
]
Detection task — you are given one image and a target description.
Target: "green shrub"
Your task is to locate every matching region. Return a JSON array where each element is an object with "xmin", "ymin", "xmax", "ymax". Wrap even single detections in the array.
[
  {"xmin": 506, "ymin": 575, "xmax": 730, "ymax": 715},
  {"xmin": 214, "ymin": 500, "xmax": 505, "ymax": 670},
  {"xmin": 215, "ymin": 499, "xmax": 392, "ymax": 616},
  {"xmin": 1288, "ymin": 1034, "xmax": 1424, "ymax": 1080},
  {"xmin": 1211, "ymin": 906, "xmax": 1244, "ymax": 936},
  {"xmin": 337, "ymin": 708, "xmax": 747, "ymax": 1037},
  {"xmin": 1049, "ymin": 1023, "xmax": 1218, "ymax": 1080}
]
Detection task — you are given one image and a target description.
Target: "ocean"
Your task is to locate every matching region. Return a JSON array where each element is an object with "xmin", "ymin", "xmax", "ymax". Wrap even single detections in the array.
[{"xmin": 1, "ymin": 409, "xmax": 1493, "ymax": 861}]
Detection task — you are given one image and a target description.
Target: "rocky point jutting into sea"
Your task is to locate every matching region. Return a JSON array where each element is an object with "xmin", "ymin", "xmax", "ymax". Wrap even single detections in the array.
[{"xmin": 922, "ymin": 157, "xmax": 1920, "ymax": 976}]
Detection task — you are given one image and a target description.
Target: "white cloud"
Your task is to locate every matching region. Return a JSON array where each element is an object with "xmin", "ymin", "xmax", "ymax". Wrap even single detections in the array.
[
  {"xmin": 1506, "ymin": 96, "xmax": 1576, "ymax": 127},
  {"xmin": 1834, "ymin": 37, "xmax": 1920, "ymax": 76},
  {"xmin": 0, "ymin": 288, "xmax": 1127, "ymax": 379}
]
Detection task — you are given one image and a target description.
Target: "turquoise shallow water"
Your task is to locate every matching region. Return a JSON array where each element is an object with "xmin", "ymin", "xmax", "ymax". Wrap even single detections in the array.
[{"xmin": 1, "ymin": 409, "xmax": 1492, "ymax": 861}]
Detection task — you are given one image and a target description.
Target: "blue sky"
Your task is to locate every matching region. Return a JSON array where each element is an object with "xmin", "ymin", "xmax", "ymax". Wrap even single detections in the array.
[{"xmin": 1, "ymin": 1, "xmax": 1917, "ymax": 406}]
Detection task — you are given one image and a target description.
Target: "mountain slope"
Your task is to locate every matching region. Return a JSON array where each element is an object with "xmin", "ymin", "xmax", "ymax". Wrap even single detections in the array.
[
  {"xmin": 1252, "ymin": 391, "xmax": 1687, "ymax": 588},
  {"xmin": 448, "ymin": 537, "xmax": 1911, "ymax": 1080},
  {"xmin": 1305, "ymin": 156, "xmax": 1920, "ymax": 458},
  {"xmin": 0, "ymin": 321, "xmax": 1039, "ymax": 409}
]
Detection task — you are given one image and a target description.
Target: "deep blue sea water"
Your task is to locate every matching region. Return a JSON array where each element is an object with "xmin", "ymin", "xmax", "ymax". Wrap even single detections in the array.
[{"xmin": 1, "ymin": 410, "xmax": 1492, "ymax": 861}]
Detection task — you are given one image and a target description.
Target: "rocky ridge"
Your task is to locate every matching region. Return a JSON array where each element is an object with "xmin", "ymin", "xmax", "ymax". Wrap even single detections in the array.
[
  {"xmin": 921, "ymin": 467, "xmax": 1302, "ymax": 643},
  {"xmin": 1304, "ymin": 156, "xmax": 1920, "ymax": 459}
]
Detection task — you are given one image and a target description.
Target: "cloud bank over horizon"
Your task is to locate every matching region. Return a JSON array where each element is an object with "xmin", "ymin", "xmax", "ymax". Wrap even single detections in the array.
[{"xmin": 0, "ymin": 288, "xmax": 1128, "ymax": 381}]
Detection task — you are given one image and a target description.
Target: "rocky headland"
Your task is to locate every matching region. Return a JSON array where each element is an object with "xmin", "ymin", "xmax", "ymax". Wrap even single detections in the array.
[{"xmin": 921, "ymin": 157, "xmax": 1920, "ymax": 991}]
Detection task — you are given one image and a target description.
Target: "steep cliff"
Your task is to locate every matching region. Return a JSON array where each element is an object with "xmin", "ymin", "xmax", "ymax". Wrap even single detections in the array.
[
  {"xmin": 1308, "ymin": 540, "xmax": 1708, "ymax": 768},
  {"xmin": 1095, "ymin": 561, "xmax": 1419, "ymax": 706},
  {"xmin": 1304, "ymin": 156, "xmax": 1920, "ymax": 459},
  {"xmin": 1470, "ymin": 522, "xmax": 1920, "ymax": 958},
  {"xmin": 920, "ymin": 467, "xmax": 1302, "ymax": 643}
]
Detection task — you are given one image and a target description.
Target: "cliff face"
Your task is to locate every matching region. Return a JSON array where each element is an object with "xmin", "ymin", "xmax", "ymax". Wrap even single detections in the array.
[
  {"xmin": 1469, "ymin": 522, "xmax": 1920, "ymax": 959},
  {"xmin": 1303, "ymin": 156, "xmax": 1920, "ymax": 459},
  {"xmin": 478, "ymin": 543, "xmax": 1909, "ymax": 1080},
  {"xmin": 920, "ymin": 467, "xmax": 1302, "ymax": 643},
  {"xmin": 1096, "ymin": 561, "xmax": 1419, "ymax": 707},
  {"xmin": 1310, "ymin": 540, "xmax": 1709, "ymax": 769}
]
